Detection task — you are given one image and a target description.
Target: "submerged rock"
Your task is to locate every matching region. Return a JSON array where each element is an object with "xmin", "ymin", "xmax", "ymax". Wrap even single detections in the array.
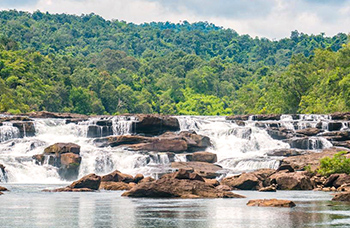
[
  {"xmin": 247, "ymin": 199, "xmax": 296, "ymax": 207},
  {"xmin": 122, "ymin": 169, "xmax": 246, "ymax": 199}
]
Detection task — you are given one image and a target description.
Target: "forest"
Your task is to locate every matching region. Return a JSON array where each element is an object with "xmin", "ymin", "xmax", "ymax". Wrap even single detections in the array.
[{"xmin": 0, "ymin": 10, "xmax": 349, "ymax": 115}]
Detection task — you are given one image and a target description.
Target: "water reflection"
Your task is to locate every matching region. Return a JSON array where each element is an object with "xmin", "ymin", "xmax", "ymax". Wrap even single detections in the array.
[{"xmin": 1, "ymin": 185, "xmax": 350, "ymax": 228}]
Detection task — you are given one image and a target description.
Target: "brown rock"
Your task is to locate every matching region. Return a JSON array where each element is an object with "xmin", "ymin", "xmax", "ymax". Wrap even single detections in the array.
[
  {"xmin": 59, "ymin": 153, "xmax": 82, "ymax": 180},
  {"xmin": 324, "ymin": 174, "xmax": 350, "ymax": 188},
  {"xmin": 26, "ymin": 111, "xmax": 88, "ymax": 119},
  {"xmin": 204, "ymin": 178, "xmax": 220, "ymax": 187},
  {"xmin": 247, "ymin": 199, "xmax": 296, "ymax": 207},
  {"xmin": 44, "ymin": 187, "xmax": 94, "ymax": 192},
  {"xmin": 132, "ymin": 114, "xmax": 180, "ymax": 136},
  {"xmin": 139, "ymin": 176, "xmax": 155, "ymax": 183},
  {"xmin": 0, "ymin": 186, "xmax": 8, "ymax": 191},
  {"xmin": 128, "ymin": 139, "xmax": 188, "ymax": 153},
  {"xmin": 258, "ymin": 185, "xmax": 276, "ymax": 192},
  {"xmin": 221, "ymin": 173, "xmax": 261, "ymax": 190},
  {"xmin": 122, "ymin": 169, "xmax": 246, "ymax": 199},
  {"xmin": 0, "ymin": 192, "xmax": 3, "ymax": 195},
  {"xmin": 332, "ymin": 192, "xmax": 350, "ymax": 201},
  {"xmin": 226, "ymin": 115, "xmax": 250, "ymax": 121},
  {"xmin": 187, "ymin": 152, "xmax": 217, "ymax": 163},
  {"xmin": 101, "ymin": 170, "xmax": 134, "ymax": 183},
  {"xmin": 268, "ymin": 171, "xmax": 313, "ymax": 190},
  {"xmin": 32, "ymin": 154, "xmax": 45, "ymax": 165},
  {"xmin": 331, "ymin": 112, "xmax": 350, "ymax": 120},
  {"xmin": 266, "ymin": 149, "xmax": 307, "ymax": 157},
  {"xmin": 44, "ymin": 143, "xmax": 80, "ymax": 155},
  {"xmin": 215, "ymin": 185, "xmax": 232, "ymax": 191},
  {"xmin": 99, "ymin": 181, "xmax": 134, "ymax": 191},
  {"xmin": 11, "ymin": 121, "xmax": 36, "ymax": 137},
  {"xmin": 332, "ymin": 141, "xmax": 350, "ymax": 149},
  {"xmin": 296, "ymin": 128, "xmax": 322, "ymax": 136},
  {"xmin": 69, "ymin": 173, "xmax": 101, "ymax": 190},
  {"xmin": 133, "ymin": 174, "xmax": 144, "ymax": 183},
  {"xmin": 337, "ymin": 183, "xmax": 350, "ymax": 192},
  {"xmin": 171, "ymin": 162, "xmax": 223, "ymax": 179}
]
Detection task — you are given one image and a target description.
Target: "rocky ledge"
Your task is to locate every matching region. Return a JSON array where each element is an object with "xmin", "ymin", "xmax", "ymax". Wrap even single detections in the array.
[
  {"xmin": 44, "ymin": 173, "xmax": 101, "ymax": 192},
  {"xmin": 122, "ymin": 169, "xmax": 246, "ymax": 199}
]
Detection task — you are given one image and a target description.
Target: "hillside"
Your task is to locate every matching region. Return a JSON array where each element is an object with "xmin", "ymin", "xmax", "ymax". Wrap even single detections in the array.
[{"xmin": 0, "ymin": 10, "xmax": 349, "ymax": 115}]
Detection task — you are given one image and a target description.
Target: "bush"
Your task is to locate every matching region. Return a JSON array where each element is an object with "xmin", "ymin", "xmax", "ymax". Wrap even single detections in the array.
[{"xmin": 317, "ymin": 151, "xmax": 350, "ymax": 176}]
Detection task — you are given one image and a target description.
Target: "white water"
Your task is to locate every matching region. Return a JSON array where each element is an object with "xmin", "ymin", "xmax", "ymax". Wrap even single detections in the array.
[{"xmin": 0, "ymin": 114, "xmax": 338, "ymax": 183}]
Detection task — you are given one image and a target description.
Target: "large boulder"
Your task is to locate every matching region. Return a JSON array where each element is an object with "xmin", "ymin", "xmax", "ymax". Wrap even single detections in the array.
[
  {"xmin": 267, "ymin": 127, "xmax": 294, "ymax": 140},
  {"xmin": 281, "ymin": 147, "xmax": 350, "ymax": 171},
  {"xmin": 132, "ymin": 114, "xmax": 180, "ymax": 136},
  {"xmin": 122, "ymin": 169, "xmax": 246, "ymax": 199},
  {"xmin": 267, "ymin": 171, "xmax": 313, "ymax": 190},
  {"xmin": 332, "ymin": 141, "xmax": 350, "ymax": 149},
  {"xmin": 44, "ymin": 143, "xmax": 80, "ymax": 155},
  {"xmin": 128, "ymin": 138, "xmax": 188, "ymax": 153},
  {"xmin": 99, "ymin": 181, "xmax": 135, "ymax": 191},
  {"xmin": 171, "ymin": 162, "xmax": 223, "ymax": 179},
  {"xmin": 247, "ymin": 199, "xmax": 296, "ymax": 207},
  {"xmin": 186, "ymin": 152, "xmax": 217, "ymax": 163},
  {"xmin": 34, "ymin": 143, "xmax": 82, "ymax": 180},
  {"xmin": 178, "ymin": 131, "xmax": 211, "ymax": 151},
  {"xmin": 320, "ymin": 131, "xmax": 350, "ymax": 141},
  {"xmin": 251, "ymin": 114, "xmax": 281, "ymax": 121}
]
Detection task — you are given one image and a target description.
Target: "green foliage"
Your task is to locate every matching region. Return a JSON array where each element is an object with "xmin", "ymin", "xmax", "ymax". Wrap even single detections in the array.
[
  {"xmin": 0, "ymin": 10, "xmax": 349, "ymax": 115},
  {"xmin": 317, "ymin": 152, "xmax": 350, "ymax": 176}
]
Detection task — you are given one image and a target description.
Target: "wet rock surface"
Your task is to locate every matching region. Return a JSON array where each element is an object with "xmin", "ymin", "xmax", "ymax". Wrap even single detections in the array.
[
  {"xmin": 132, "ymin": 114, "xmax": 180, "ymax": 136},
  {"xmin": 171, "ymin": 162, "xmax": 223, "ymax": 179},
  {"xmin": 247, "ymin": 199, "xmax": 296, "ymax": 207},
  {"xmin": 45, "ymin": 173, "xmax": 101, "ymax": 192}
]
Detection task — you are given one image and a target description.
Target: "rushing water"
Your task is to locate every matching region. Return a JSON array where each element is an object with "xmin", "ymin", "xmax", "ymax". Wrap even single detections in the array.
[
  {"xmin": 1, "ymin": 184, "xmax": 349, "ymax": 228},
  {"xmin": 0, "ymin": 114, "xmax": 340, "ymax": 183}
]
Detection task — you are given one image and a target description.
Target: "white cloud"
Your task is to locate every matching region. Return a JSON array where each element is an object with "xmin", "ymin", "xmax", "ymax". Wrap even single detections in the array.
[{"xmin": 0, "ymin": 0, "xmax": 349, "ymax": 39}]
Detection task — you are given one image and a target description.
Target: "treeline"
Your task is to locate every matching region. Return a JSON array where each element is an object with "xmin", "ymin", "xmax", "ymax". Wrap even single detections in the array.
[{"xmin": 0, "ymin": 10, "xmax": 349, "ymax": 115}]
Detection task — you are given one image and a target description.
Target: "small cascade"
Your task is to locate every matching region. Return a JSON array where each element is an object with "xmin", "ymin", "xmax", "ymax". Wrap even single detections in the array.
[
  {"xmin": 111, "ymin": 116, "xmax": 135, "ymax": 135},
  {"xmin": 0, "ymin": 122, "xmax": 20, "ymax": 142}
]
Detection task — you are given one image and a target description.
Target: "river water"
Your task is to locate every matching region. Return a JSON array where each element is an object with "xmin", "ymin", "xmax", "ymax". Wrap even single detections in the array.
[{"xmin": 1, "ymin": 184, "xmax": 349, "ymax": 228}]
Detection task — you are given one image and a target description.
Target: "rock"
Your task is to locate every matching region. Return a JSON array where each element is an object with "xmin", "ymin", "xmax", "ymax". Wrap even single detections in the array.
[
  {"xmin": 0, "ymin": 116, "xmax": 33, "ymax": 122},
  {"xmin": 332, "ymin": 192, "xmax": 350, "ymax": 201},
  {"xmin": 320, "ymin": 131, "xmax": 350, "ymax": 141},
  {"xmin": 99, "ymin": 181, "xmax": 134, "ymax": 191},
  {"xmin": 139, "ymin": 176, "xmax": 155, "ymax": 183},
  {"xmin": 328, "ymin": 122, "xmax": 343, "ymax": 131},
  {"xmin": 331, "ymin": 112, "xmax": 350, "ymax": 120},
  {"xmin": 268, "ymin": 171, "xmax": 313, "ymax": 190},
  {"xmin": 0, "ymin": 186, "xmax": 8, "ymax": 191},
  {"xmin": 44, "ymin": 143, "xmax": 80, "ymax": 155},
  {"xmin": 171, "ymin": 162, "xmax": 223, "ymax": 179},
  {"xmin": 132, "ymin": 114, "xmax": 180, "ymax": 136},
  {"xmin": 277, "ymin": 164, "xmax": 295, "ymax": 172},
  {"xmin": 133, "ymin": 174, "xmax": 144, "ymax": 183},
  {"xmin": 332, "ymin": 141, "xmax": 350, "ymax": 149},
  {"xmin": 101, "ymin": 170, "xmax": 134, "ymax": 183},
  {"xmin": 11, "ymin": 121, "xmax": 35, "ymax": 137},
  {"xmin": 122, "ymin": 169, "xmax": 246, "ymax": 199},
  {"xmin": 186, "ymin": 152, "xmax": 217, "ymax": 163},
  {"xmin": 266, "ymin": 149, "xmax": 307, "ymax": 157},
  {"xmin": 26, "ymin": 111, "xmax": 88, "ymax": 119},
  {"xmin": 251, "ymin": 114, "xmax": 281, "ymax": 121},
  {"xmin": 235, "ymin": 121, "xmax": 246, "ymax": 126},
  {"xmin": 215, "ymin": 185, "xmax": 232, "ymax": 191},
  {"xmin": 0, "ymin": 192, "xmax": 2, "ymax": 195},
  {"xmin": 94, "ymin": 135, "xmax": 150, "ymax": 147},
  {"xmin": 324, "ymin": 174, "xmax": 350, "ymax": 188},
  {"xmin": 281, "ymin": 147, "xmax": 350, "ymax": 171},
  {"xmin": 247, "ymin": 199, "xmax": 296, "ymax": 207},
  {"xmin": 337, "ymin": 183, "xmax": 350, "ymax": 192},
  {"xmin": 32, "ymin": 154, "xmax": 45, "ymax": 165},
  {"xmin": 296, "ymin": 128, "xmax": 322, "ymax": 136},
  {"xmin": 285, "ymin": 137, "xmax": 325, "ymax": 150},
  {"xmin": 0, "ymin": 164, "xmax": 5, "ymax": 179},
  {"xmin": 258, "ymin": 185, "xmax": 276, "ymax": 192},
  {"xmin": 58, "ymin": 153, "xmax": 82, "ymax": 180},
  {"xmin": 69, "ymin": 173, "xmax": 101, "ymax": 190},
  {"xmin": 128, "ymin": 138, "xmax": 188, "ymax": 153},
  {"xmin": 87, "ymin": 125, "xmax": 113, "ymax": 138},
  {"xmin": 44, "ymin": 173, "xmax": 101, "ymax": 192},
  {"xmin": 178, "ymin": 131, "xmax": 212, "ymax": 151},
  {"xmin": 204, "ymin": 178, "xmax": 220, "ymax": 187},
  {"xmin": 221, "ymin": 173, "xmax": 262, "ymax": 190},
  {"xmin": 267, "ymin": 127, "xmax": 294, "ymax": 140},
  {"xmin": 226, "ymin": 115, "xmax": 250, "ymax": 121}
]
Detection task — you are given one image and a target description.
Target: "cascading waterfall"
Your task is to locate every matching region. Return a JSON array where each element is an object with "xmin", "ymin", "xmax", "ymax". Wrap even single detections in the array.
[{"xmin": 0, "ymin": 114, "xmax": 341, "ymax": 183}]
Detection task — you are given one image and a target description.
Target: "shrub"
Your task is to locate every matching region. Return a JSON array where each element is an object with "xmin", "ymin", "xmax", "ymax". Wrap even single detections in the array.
[{"xmin": 317, "ymin": 151, "xmax": 350, "ymax": 176}]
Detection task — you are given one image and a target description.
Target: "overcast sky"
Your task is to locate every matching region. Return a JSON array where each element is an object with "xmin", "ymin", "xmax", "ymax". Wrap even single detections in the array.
[{"xmin": 1, "ymin": 0, "xmax": 349, "ymax": 39}]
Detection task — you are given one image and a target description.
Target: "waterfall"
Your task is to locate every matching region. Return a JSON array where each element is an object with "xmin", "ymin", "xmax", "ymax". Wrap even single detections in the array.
[{"xmin": 0, "ymin": 114, "xmax": 340, "ymax": 183}]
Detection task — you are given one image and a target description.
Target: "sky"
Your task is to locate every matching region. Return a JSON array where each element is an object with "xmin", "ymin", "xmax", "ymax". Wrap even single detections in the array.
[{"xmin": 0, "ymin": 0, "xmax": 349, "ymax": 39}]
